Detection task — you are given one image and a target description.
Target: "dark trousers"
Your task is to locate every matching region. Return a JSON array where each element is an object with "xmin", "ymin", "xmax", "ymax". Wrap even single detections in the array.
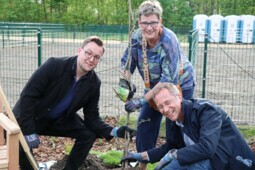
[
  {"xmin": 19, "ymin": 114, "xmax": 97, "ymax": 170},
  {"xmin": 136, "ymin": 87, "xmax": 195, "ymax": 158}
]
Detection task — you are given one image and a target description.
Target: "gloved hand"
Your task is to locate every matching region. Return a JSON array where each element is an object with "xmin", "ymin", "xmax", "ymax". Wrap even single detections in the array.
[
  {"xmin": 25, "ymin": 133, "xmax": 40, "ymax": 149},
  {"xmin": 127, "ymin": 84, "xmax": 136, "ymax": 100},
  {"xmin": 112, "ymin": 126, "xmax": 136, "ymax": 139},
  {"xmin": 117, "ymin": 78, "xmax": 136, "ymax": 101},
  {"xmin": 125, "ymin": 97, "xmax": 146, "ymax": 112},
  {"xmin": 154, "ymin": 149, "xmax": 177, "ymax": 170},
  {"xmin": 121, "ymin": 151, "xmax": 143, "ymax": 163}
]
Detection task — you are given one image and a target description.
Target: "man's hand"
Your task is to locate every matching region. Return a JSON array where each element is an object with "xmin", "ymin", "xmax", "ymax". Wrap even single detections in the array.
[
  {"xmin": 121, "ymin": 152, "xmax": 143, "ymax": 163},
  {"xmin": 154, "ymin": 149, "xmax": 177, "ymax": 170},
  {"xmin": 154, "ymin": 152, "xmax": 172, "ymax": 170},
  {"xmin": 112, "ymin": 126, "xmax": 136, "ymax": 139},
  {"xmin": 25, "ymin": 133, "xmax": 40, "ymax": 149},
  {"xmin": 125, "ymin": 98, "xmax": 146, "ymax": 112}
]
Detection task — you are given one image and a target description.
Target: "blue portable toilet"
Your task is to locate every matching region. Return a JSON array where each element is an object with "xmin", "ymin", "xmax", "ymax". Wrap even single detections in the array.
[
  {"xmin": 207, "ymin": 15, "xmax": 224, "ymax": 43},
  {"xmin": 193, "ymin": 14, "xmax": 208, "ymax": 42},
  {"xmin": 223, "ymin": 15, "xmax": 240, "ymax": 43},
  {"xmin": 238, "ymin": 15, "xmax": 255, "ymax": 43}
]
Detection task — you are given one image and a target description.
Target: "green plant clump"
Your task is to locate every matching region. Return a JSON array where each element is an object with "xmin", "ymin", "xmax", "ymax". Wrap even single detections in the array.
[{"xmin": 98, "ymin": 150, "xmax": 122, "ymax": 167}]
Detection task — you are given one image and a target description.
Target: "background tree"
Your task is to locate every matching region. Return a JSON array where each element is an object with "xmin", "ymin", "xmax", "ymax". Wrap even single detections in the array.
[{"xmin": 0, "ymin": 0, "xmax": 254, "ymax": 27}]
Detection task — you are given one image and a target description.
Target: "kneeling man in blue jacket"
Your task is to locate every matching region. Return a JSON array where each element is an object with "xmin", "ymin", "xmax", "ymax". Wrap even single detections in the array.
[{"xmin": 122, "ymin": 82, "xmax": 255, "ymax": 170}]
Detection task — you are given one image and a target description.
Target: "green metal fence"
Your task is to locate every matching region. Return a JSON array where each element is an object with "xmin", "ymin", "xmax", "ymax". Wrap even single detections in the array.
[
  {"xmin": 194, "ymin": 34, "xmax": 255, "ymax": 124},
  {"xmin": 0, "ymin": 23, "xmax": 254, "ymax": 124}
]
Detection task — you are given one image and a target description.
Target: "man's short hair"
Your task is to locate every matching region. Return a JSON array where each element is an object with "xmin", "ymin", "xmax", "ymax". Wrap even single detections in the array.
[
  {"xmin": 152, "ymin": 83, "xmax": 180, "ymax": 100},
  {"xmin": 81, "ymin": 36, "xmax": 105, "ymax": 54},
  {"xmin": 138, "ymin": 0, "xmax": 163, "ymax": 19}
]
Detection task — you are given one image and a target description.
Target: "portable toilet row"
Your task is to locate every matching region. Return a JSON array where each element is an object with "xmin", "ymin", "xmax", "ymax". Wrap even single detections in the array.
[{"xmin": 193, "ymin": 14, "xmax": 255, "ymax": 43}]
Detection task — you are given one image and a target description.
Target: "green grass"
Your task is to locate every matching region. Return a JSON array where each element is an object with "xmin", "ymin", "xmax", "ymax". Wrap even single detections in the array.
[
  {"xmin": 99, "ymin": 150, "xmax": 122, "ymax": 167},
  {"xmin": 238, "ymin": 125, "xmax": 255, "ymax": 143},
  {"xmin": 64, "ymin": 143, "xmax": 73, "ymax": 155},
  {"xmin": 89, "ymin": 150, "xmax": 158, "ymax": 170},
  {"xmin": 93, "ymin": 150, "xmax": 123, "ymax": 167}
]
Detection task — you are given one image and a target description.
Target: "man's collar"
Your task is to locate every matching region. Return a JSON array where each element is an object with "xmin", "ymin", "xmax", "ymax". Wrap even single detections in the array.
[{"xmin": 176, "ymin": 121, "xmax": 184, "ymax": 127}]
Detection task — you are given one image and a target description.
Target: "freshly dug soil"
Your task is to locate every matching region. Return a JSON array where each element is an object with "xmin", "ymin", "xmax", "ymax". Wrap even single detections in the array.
[
  {"xmin": 50, "ymin": 154, "xmax": 116, "ymax": 170},
  {"xmin": 50, "ymin": 153, "xmax": 141, "ymax": 170}
]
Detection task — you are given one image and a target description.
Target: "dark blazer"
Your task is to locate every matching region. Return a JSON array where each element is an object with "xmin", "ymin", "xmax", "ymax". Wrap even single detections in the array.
[
  {"xmin": 147, "ymin": 99, "xmax": 255, "ymax": 170},
  {"xmin": 13, "ymin": 56, "xmax": 113, "ymax": 140}
]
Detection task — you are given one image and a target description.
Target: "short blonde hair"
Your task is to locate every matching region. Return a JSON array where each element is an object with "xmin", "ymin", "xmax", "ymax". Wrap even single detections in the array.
[
  {"xmin": 138, "ymin": 0, "xmax": 163, "ymax": 19},
  {"xmin": 152, "ymin": 83, "xmax": 180, "ymax": 100}
]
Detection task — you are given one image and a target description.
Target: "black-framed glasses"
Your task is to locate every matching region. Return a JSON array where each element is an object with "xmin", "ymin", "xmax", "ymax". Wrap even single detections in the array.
[
  {"xmin": 140, "ymin": 21, "xmax": 159, "ymax": 28},
  {"xmin": 83, "ymin": 50, "xmax": 102, "ymax": 62}
]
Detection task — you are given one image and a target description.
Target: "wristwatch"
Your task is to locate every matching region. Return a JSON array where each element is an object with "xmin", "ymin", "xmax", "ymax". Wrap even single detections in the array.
[{"xmin": 170, "ymin": 149, "xmax": 177, "ymax": 159}]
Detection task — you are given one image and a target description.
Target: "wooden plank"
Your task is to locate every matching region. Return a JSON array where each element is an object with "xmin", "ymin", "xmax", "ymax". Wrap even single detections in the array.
[
  {"xmin": 0, "ymin": 150, "xmax": 6, "ymax": 160},
  {"xmin": 0, "ymin": 137, "xmax": 7, "ymax": 161},
  {"xmin": 0, "ymin": 146, "xmax": 6, "ymax": 150},
  {"xmin": 0, "ymin": 85, "xmax": 39, "ymax": 170},
  {"xmin": 0, "ymin": 115, "xmax": 20, "ymax": 170},
  {"xmin": 0, "ymin": 127, "xmax": 5, "ymax": 146},
  {"xmin": 0, "ymin": 102, "xmax": 4, "ymax": 146},
  {"xmin": 0, "ymin": 100, "xmax": 2, "ymax": 113},
  {"xmin": 0, "ymin": 159, "xmax": 8, "ymax": 168},
  {"xmin": 0, "ymin": 113, "xmax": 20, "ymax": 135},
  {"xmin": 8, "ymin": 134, "xmax": 19, "ymax": 170}
]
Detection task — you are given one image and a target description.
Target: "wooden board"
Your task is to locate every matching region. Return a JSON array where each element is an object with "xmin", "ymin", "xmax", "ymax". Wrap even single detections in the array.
[{"xmin": 0, "ymin": 85, "xmax": 39, "ymax": 170}]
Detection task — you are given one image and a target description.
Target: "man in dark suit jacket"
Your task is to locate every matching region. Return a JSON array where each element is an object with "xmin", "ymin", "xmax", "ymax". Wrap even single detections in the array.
[
  {"xmin": 13, "ymin": 36, "xmax": 135, "ymax": 170},
  {"xmin": 121, "ymin": 82, "xmax": 255, "ymax": 170}
]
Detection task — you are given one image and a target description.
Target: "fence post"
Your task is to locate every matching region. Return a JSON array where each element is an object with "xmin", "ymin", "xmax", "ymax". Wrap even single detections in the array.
[
  {"xmin": 120, "ymin": 25, "xmax": 124, "ymax": 42},
  {"xmin": 22, "ymin": 27, "xmax": 26, "ymax": 46},
  {"xmin": 37, "ymin": 29, "xmax": 42, "ymax": 67},
  {"xmin": 69, "ymin": 25, "xmax": 75, "ymax": 42},
  {"xmin": 1, "ymin": 29, "xmax": 4, "ymax": 49},
  {"xmin": 188, "ymin": 30, "xmax": 192, "ymax": 62},
  {"xmin": 188, "ymin": 29, "xmax": 198, "ymax": 68},
  {"xmin": 202, "ymin": 33, "xmax": 208, "ymax": 98}
]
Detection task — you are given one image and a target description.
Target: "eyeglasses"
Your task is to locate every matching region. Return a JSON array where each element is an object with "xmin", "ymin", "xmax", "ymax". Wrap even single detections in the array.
[
  {"xmin": 140, "ymin": 21, "xmax": 159, "ymax": 28},
  {"xmin": 83, "ymin": 50, "xmax": 102, "ymax": 62}
]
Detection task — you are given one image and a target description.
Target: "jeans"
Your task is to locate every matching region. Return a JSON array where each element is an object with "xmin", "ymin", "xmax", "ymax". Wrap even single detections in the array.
[
  {"xmin": 162, "ymin": 159, "xmax": 212, "ymax": 170},
  {"xmin": 136, "ymin": 86, "xmax": 195, "ymax": 157}
]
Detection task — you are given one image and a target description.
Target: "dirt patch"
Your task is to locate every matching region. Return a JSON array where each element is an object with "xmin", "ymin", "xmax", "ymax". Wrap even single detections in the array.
[
  {"xmin": 50, "ymin": 154, "xmax": 117, "ymax": 170},
  {"xmin": 50, "ymin": 154, "xmax": 140, "ymax": 170}
]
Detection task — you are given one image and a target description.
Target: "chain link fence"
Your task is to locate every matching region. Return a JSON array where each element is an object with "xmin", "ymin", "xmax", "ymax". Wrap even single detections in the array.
[{"xmin": 0, "ymin": 23, "xmax": 254, "ymax": 124}]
